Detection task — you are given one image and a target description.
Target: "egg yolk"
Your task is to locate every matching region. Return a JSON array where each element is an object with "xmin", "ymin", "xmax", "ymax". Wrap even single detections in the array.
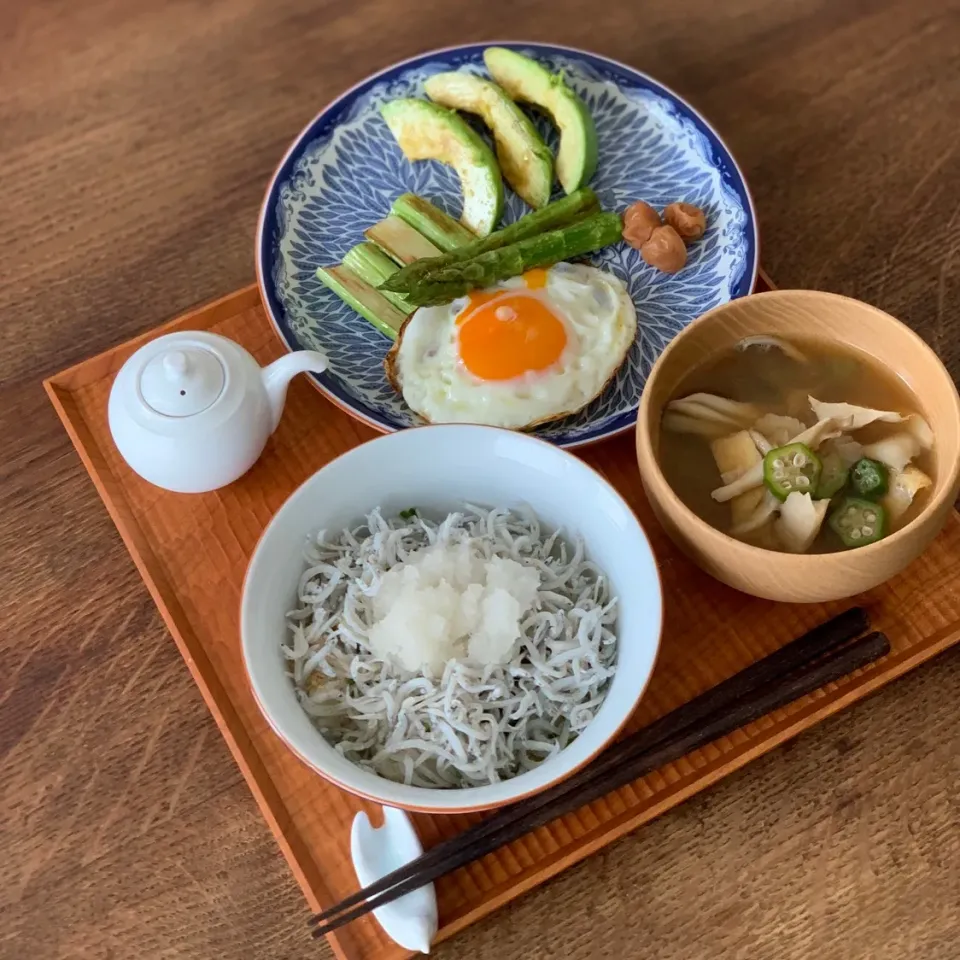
[
  {"xmin": 523, "ymin": 267, "xmax": 549, "ymax": 289},
  {"xmin": 457, "ymin": 290, "xmax": 567, "ymax": 381}
]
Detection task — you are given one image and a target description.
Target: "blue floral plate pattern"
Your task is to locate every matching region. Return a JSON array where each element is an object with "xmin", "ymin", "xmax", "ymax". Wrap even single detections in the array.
[{"xmin": 256, "ymin": 42, "xmax": 758, "ymax": 448}]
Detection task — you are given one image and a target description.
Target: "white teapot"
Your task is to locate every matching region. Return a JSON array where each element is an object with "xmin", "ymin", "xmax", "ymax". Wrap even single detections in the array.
[{"xmin": 108, "ymin": 331, "xmax": 328, "ymax": 493}]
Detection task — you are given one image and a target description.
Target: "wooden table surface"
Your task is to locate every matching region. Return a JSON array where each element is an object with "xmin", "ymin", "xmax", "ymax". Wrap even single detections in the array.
[{"xmin": 4, "ymin": 1, "xmax": 960, "ymax": 957}]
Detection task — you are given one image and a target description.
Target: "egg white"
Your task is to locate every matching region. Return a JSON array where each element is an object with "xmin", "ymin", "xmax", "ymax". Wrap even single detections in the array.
[{"xmin": 385, "ymin": 263, "xmax": 637, "ymax": 430}]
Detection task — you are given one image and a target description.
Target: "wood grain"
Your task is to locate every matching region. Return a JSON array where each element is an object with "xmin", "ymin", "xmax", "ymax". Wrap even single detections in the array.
[{"xmin": 3, "ymin": 1, "xmax": 960, "ymax": 959}]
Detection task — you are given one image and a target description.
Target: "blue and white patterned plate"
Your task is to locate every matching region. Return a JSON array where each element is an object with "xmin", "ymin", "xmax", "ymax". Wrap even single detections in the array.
[{"xmin": 256, "ymin": 42, "xmax": 758, "ymax": 448}]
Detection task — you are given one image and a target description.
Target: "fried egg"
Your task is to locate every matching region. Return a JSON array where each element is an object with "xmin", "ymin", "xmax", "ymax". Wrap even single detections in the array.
[{"xmin": 385, "ymin": 263, "xmax": 637, "ymax": 429}]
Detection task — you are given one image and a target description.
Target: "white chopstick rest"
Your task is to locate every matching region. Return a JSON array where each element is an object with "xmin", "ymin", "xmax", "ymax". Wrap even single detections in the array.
[{"xmin": 350, "ymin": 806, "xmax": 438, "ymax": 954}]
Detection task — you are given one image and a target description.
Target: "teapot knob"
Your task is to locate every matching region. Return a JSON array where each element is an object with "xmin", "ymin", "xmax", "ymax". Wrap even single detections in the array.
[{"xmin": 163, "ymin": 350, "xmax": 189, "ymax": 379}]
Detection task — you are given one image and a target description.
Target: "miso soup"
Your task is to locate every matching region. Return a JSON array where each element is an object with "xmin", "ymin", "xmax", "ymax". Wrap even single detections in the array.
[{"xmin": 658, "ymin": 336, "xmax": 935, "ymax": 554}]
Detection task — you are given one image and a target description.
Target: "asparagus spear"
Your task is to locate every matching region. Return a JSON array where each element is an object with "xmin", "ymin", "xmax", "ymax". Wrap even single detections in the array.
[
  {"xmin": 401, "ymin": 211, "xmax": 623, "ymax": 307},
  {"xmin": 390, "ymin": 194, "xmax": 476, "ymax": 252},
  {"xmin": 380, "ymin": 188, "xmax": 599, "ymax": 293},
  {"xmin": 364, "ymin": 216, "xmax": 442, "ymax": 265},
  {"xmin": 315, "ymin": 265, "xmax": 407, "ymax": 340},
  {"xmin": 342, "ymin": 243, "xmax": 414, "ymax": 313}
]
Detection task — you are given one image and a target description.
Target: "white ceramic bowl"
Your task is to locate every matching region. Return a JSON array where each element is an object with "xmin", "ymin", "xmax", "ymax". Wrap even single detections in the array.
[{"xmin": 241, "ymin": 425, "xmax": 662, "ymax": 813}]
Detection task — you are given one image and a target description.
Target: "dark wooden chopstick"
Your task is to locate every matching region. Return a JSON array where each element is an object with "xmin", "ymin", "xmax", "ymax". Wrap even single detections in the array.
[
  {"xmin": 314, "ymin": 629, "xmax": 889, "ymax": 937},
  {"xmin": 313, "ymin": 629, "xmax": 888, "ymax": 937},
  {"xmin": 309, "ymin": 608, "xmax": 880, "ymax": 937},
  {"xmin": 311, "ymin": 607, "xmax": 868, "ymax": 929}
]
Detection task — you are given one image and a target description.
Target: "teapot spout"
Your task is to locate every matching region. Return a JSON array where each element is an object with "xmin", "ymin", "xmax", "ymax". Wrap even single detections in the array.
[{"xmin": 261, "ymin": 350, "xmax": 328, "ymax": 432}]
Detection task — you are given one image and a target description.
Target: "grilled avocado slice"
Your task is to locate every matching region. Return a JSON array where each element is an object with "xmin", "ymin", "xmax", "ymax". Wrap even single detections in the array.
[
  {"xmin": 424, "ymin": 72, "xmax": 553, "ymax": 209},
  {"xmin": 381, "ymin": 99, "xmax": 504, "ymax": 236},
  {"xmin": 483, "ymin": 47, "xmax": 597, "ymax": 195}
]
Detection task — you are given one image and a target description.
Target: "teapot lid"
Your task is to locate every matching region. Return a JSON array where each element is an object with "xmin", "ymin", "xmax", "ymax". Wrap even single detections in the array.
[{"xmin": 138, "ymin": 346, "xmax": 225, "ymax": 417}]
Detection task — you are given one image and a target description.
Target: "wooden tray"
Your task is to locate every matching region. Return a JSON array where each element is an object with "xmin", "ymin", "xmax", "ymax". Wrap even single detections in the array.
[{"xmin": 45, "ymin": 278, "xmax": 960, "ymax": 960}]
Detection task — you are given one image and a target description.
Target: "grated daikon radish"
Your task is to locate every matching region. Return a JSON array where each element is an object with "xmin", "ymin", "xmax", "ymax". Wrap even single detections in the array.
[{"xmin": 367, "ymin": 544, "xmax": 541, "ymax": 671}]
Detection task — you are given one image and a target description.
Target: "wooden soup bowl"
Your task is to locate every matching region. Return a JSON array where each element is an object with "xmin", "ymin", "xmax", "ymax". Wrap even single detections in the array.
[{"xmin": 636, "ymin": 290, "xmax": 960, "ymax": 602}]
